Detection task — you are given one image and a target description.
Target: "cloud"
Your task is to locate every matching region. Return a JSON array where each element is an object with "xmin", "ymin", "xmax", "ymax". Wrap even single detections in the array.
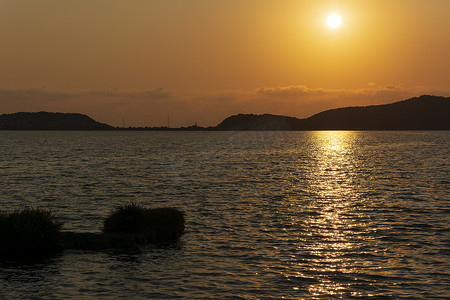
[
  {"xmin": 255, "ymin": 84, "xmax": 408, "ymax": 100},
  {"xmin": 1, "ymin": 85, "xmax": 449, "ymax": 127},
  {"xmin": 256, "ymin": 85, "xmax": 325, "ymax": 98},
  {"xmin": 86, "ymin": 88, "xmax": 171, "ymax": 100},
  {"xmin": 0, "ymin": 87, "xmax": 170, "ymax": 102}
]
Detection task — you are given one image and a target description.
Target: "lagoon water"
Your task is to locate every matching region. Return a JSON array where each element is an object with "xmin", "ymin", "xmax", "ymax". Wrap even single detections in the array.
[{"xmin": 0, "ymin": 131, "xmax": 449, "ymax": 299}]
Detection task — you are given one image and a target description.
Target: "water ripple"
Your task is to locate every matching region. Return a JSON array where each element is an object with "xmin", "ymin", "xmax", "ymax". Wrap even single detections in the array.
[{"xmin": 0, "ymin": 131, "xmax": 449, "ymax": 298}]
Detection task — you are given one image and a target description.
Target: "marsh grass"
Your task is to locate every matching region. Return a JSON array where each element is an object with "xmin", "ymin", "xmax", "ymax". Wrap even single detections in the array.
[
  {"xmin": 0, "ymin": 204, "xmax": 184, "ymax": 259},
  {"xmin": 0, "ymin": 207, "xmax": 63, "ymax": 258},
  {"xmin": 103, "ymin": 202, "xmax": 184, "ymax": 241}
]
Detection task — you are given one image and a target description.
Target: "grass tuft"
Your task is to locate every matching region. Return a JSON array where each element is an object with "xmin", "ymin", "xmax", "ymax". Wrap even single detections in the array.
[
  {"xmin": 0, "ymin": 207, "xmax": 63, "ymax": 258},
  {"xmin": 103, "ymin": 202, "xmax": 184, "ymax": 241},
  {"xmin": 0, "ymin": 204, "xmax": 184, "ymax": 259}
]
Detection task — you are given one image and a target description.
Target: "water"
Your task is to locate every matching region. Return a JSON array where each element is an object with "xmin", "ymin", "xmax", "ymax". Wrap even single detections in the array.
[{"xmin": 0, "ymin": 131, "xmax": 449, "ymax": 299}]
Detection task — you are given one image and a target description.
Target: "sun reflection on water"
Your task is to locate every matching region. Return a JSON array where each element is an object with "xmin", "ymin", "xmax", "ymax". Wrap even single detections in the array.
[{"xmin": 301, "ymin": 131, "xmax": 369, "ymax": 297}]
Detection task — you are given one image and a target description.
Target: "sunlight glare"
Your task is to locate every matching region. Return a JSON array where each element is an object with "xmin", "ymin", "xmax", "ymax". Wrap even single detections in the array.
[{"xmin": 327, "ymin": 13, "xmax": 341, "ymax": 28}]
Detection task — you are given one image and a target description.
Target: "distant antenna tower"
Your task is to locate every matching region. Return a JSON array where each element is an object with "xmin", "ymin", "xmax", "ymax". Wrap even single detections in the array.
[
  {"xmin": 122, "ymin": 115, "xmax": 126, "ymax": 128},
  {"xmin": 167, "ymin": 113, "xmax": 170, "ymax": 128}
]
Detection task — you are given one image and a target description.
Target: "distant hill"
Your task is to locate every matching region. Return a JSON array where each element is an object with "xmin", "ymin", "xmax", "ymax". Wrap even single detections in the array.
[
  {"xmin": 214, "ymin": 114, "xmax": 304, "ymax": 131},
  {"xmin": 215, "ymin": 95, "xmax": 450, "ymax": 130},
  {"xmin": 1, "ymin": 95, "xmax": 449, "ymax": 131},
  {"xmin": 0, "ymin": 112, "xmax": 114, "ymax": 130}
]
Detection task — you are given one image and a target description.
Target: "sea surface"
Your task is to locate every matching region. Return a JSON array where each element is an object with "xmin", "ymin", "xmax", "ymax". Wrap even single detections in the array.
[{"xmin": 0, "ymin": 131, "xmax": 449, "ymax": 299}]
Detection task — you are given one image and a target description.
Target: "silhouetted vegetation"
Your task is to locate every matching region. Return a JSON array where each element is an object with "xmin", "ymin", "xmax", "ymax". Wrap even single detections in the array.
[
  {"xmin": 0, "ymin": 207, "xmax": 63, "ymax": 258},
  {"xmin": 0, "ymin": 204, "xmax": 184, "ymax": 260},
  {"xmin": 104, "ymin": 203, "xmax": 185, "ymax": 242}
]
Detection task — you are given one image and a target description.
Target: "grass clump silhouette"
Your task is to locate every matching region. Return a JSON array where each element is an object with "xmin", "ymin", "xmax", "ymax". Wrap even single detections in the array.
[
  {"xmin": 0, "ymin": 203, "xmax": 185, "ymax": 259},
  {"xmin": 0, "ymin": 207, "xmax": 63, "ymax": 258},
  {"xmin": 103, "ymin": 202, "xmax": 185, "ymax": 242}
]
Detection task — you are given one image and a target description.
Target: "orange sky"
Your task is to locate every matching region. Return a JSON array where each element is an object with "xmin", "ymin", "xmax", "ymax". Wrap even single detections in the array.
[{"xmin": 1, "ymin": 0, "xmax": 449, "ymax": 127}]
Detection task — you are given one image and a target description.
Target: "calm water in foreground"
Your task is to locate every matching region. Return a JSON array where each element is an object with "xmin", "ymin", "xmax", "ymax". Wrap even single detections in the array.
[{"xmin": 0, "ymin": 131, "xmax": 449, "ymax": 299}]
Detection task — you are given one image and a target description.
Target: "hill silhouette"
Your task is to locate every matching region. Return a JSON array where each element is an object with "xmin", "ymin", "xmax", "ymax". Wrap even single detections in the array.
[
  {"xmin": 215, "ymin": 95, "xmax": 450, "ymax": 130},
  {"xmin": 1, "ymin": 95, "xmax": 448, "ymax": 130},
  {"xmin": 0, "ymin": 112, "xmax": 113, "ymax": 130},
  {"xmin": 214, "ymin": 114, "xmax": 304, "ymax": 130}
]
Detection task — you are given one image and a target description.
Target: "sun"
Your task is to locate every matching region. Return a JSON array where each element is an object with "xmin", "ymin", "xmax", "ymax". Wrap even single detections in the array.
[{"xmin": 327, "ymin": 13, "xmax": 341, "ymax": 28}]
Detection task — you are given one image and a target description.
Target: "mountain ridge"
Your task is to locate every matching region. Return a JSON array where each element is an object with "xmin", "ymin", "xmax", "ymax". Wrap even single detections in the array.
[
  {"xmin": 216, "ymin": 95, "xmax": 450, "ymax": 130},
  {"xmin": 0, "ymin": 95, "xmax": 449, "ymax": 130}
]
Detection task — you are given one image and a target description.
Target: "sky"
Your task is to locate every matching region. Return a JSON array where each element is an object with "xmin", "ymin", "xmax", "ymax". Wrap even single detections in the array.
[{"xmin": 1, "ymin": 0, "xmax": 449, "ymax": 127}]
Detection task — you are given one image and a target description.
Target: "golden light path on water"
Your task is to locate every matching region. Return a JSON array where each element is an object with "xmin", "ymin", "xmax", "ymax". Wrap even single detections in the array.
[
  {"xmin": 2, "ymin": 130, "xmax": 449, "ymax": 298},
  {"xmin": 302, "ymin": 131, "xmax": 369, "ymax": 296}
]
